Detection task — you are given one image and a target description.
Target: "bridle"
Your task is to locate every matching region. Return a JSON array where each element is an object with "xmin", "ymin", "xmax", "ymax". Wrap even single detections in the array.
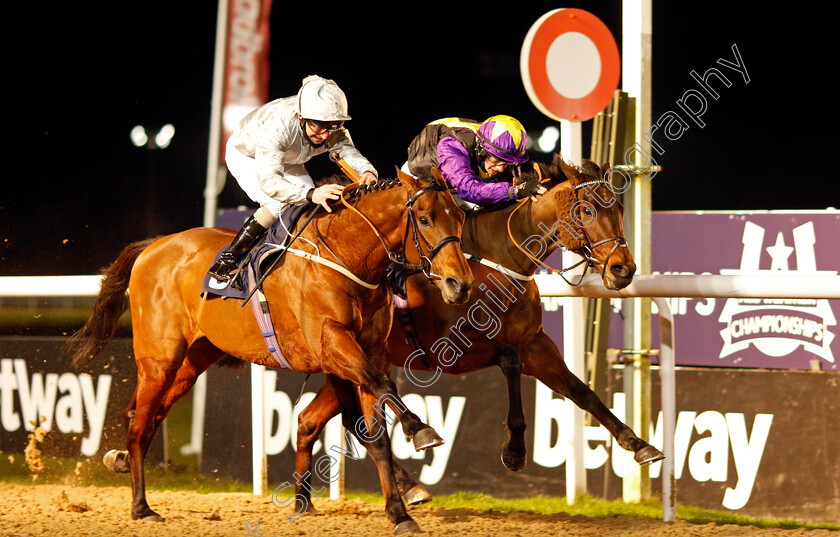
[
  {"xmin": 507, "ymin": 165, "xmax": 629, "ymax": 286},
  {"xmin": 570, "ymin": 179, "xmax": 628, "ymax": 283},
  {"xmin": 341, "ymin": 181, "xmax": 462, "ymax": 281}
]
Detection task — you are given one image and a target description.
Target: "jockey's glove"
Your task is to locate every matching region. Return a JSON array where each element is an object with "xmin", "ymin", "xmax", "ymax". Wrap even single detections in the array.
[{"xmin": 512, "ymin": 177, "xmax": 543, "ymax": 200}]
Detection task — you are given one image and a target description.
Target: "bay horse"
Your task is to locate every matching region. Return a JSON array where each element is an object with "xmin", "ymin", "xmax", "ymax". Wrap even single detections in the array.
[
  {"xmin": 63, "ymin": 169, "xmax": 473, "ymax": 532},
  {"xmin": 293, "ymin": 154, "xmax": 665, "ymax": 517}
]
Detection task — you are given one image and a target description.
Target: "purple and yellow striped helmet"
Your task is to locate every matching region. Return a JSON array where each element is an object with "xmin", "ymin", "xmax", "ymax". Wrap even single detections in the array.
[{"xmin": 477, "ymin": 115, "xmax": 529, "ymax": 164}]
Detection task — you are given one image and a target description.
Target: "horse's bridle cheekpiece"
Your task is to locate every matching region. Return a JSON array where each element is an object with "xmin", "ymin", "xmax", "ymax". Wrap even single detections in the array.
[
  {"xmin": 567, "ymin": 179, "xmax": 628, "ymax": 284},
  {"xmin": 402, "ymin": 185, "xmax": 462, "ymax": 280},
  {"xmin": 507, "ymin": 174, "xmax": 628, "ymax": 286}
]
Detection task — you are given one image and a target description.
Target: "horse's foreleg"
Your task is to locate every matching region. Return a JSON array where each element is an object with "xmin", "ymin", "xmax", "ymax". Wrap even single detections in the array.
[
  {"xmin": 496, "ymin": 345, "xmax": 527, "ymax": 472},
  {"xmin": 322, "ymin": 320, "xmax": 441, "ymax": 452},
  {"xmin": 294, "ymin": 379, "xmax": 433, "ymax": 510},
  {"xmin": 393, "ymin": 463, "xmax": 433, "ymax": 505},
  {"xmin": 522, "ymin": 330, "xmax": 664, "ymax": 465},
  {"xmin": 328, "ymin": 376, "xmax": 421, "ymax": 536}
]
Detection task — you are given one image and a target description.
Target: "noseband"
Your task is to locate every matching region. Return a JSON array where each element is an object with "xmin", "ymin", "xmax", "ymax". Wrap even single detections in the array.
[{"xmin": 402, "ymin": 185, "xmax": 462, "ymax": 280}]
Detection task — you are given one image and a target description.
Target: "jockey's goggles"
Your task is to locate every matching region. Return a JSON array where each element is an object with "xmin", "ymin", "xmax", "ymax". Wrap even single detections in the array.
[{"xmin": 306, "ymin": 119, "xmax": 344, "ymax": 133}]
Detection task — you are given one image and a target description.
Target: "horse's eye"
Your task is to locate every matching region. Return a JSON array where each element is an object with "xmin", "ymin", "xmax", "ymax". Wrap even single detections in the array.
[
  {"xmin": 582, "ymin": 206, "xmax": 593, "ymax": 216},
  {"xmin": 419, "ymin": 216, "xmax": 430, "ymax": 226}
]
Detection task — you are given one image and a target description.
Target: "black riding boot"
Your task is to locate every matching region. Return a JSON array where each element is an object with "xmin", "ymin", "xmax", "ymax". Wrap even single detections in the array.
[{"xmin": 208, "ymin": 216, "xmax": 268, "ymax": 284}]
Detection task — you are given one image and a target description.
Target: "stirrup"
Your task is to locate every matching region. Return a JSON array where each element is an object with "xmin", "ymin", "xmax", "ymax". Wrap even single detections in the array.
[
  {"xmin": 209, "ymin": 265, "xmax": 244, "ymax": 291},
  {"xmin": 208, "ymin": 253, "xmax": 238, "ymax": 283}
]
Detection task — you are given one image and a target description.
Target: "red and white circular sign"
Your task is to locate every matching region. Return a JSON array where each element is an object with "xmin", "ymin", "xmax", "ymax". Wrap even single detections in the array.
[{"xmin": 521, "ymin": 8, "xmax": 620, "ymax": 122}]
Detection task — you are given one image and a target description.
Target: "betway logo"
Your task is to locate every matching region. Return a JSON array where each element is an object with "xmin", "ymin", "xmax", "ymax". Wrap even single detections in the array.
[
  {"xmin": 533, "ymin": 384, "xmax": 772, "ymax": 510},
  {"xmin": 0, "ymin": 359, "xmax": 111, "ymax": 456},
  {"xmin": 260, "ymin": 370, "xmax": 465, "ymax": 486}
]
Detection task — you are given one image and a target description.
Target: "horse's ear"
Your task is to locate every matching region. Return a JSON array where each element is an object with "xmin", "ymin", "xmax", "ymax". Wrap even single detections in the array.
[
  {"xmin": 556, "ymin": 154, "xmax": 582, "ymax": 185},
  {"xmin": 600, "ymin": 162, "xmax": 611, "ymax": 179},
  {"xmin": 431, "ymin": 167, "xmax": 445, "ymax": 185},
  {"xmin": 395, "ymin": 166, "xmax": 419, "ymax": 192}
]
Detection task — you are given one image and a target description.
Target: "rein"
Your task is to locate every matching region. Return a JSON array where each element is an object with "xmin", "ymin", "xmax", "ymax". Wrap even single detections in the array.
[
  {"xmin": 340, "ymin": 181, "xmax": 461, "ymax": 281},
  {"xmin": 505, "ymin": 164, "xmax": 628, "ymax": 286}
]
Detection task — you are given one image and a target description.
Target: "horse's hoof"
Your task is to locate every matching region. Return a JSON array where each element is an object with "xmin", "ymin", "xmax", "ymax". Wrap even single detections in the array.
[
  {"xmin": 501, "ymin": 443, "xmax": 527, "ymax": 472},
  {"xmin": 635, "ymin": 445, "xmax": 665, "ymax": 465},
  {"xmin": 404, "ymin": 485, "xmax": 433, "ymax": 505},
  {"xmin": 412, "ymin": 427, "xmax": 444, "ymax": 451},
  {"xmin": 296, "ymin": 501, "xmax": 321, "ymax": 516},
  {"xmin": 394, "ymin": 519, "xmax": 422, "ymax": 535},
  {"xmin": 103, "ymin": 449, "xmax": 130, "ymax": 473},
  {"xmin": 132, "ymin": 509, "xmax": 165, "ymax": 522}
]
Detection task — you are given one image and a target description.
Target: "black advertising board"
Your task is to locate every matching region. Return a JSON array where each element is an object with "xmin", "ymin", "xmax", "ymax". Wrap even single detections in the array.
[
  {"xmin": 200, "ymin": 363, "xmax": 839, "ymax": 523},
  {"xmin": 0, "ymin": 337, "xmax": 163, "ymax": 463}
]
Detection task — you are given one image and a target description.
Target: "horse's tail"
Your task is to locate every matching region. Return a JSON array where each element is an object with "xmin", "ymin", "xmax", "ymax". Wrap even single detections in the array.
[{"xmin": 63, "ymin": 237, "xmax": 159, "ymax": 369}]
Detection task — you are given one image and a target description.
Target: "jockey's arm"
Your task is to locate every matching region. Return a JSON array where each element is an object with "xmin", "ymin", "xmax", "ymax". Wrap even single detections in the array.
[{"xmin": 437, "ymin": 138, "xmax": 513, "ymax": 205}]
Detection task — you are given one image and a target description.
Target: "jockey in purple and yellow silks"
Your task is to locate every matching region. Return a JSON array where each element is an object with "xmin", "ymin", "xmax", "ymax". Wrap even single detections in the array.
[{"xmin": 404, "ymin": 116, "xmax": 545, "ymax": 209}]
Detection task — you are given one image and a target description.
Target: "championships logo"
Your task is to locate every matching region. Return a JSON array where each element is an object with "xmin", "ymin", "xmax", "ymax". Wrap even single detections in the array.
[{"xmin": 718, "ymin": 221, "xmax": 836, "ymax": 363}]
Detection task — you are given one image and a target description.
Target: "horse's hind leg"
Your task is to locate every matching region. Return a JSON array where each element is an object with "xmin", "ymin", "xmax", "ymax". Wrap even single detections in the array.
[
  {"xmin": 124, "ymin": 322, "xmax": 209, "ymax": 521},
  {"xmin": 102, "ymin": 390, "xmax": 138, "ymax": 474},
  {"xmin": 154, "ymin": 340, "xmax": 226, "ymax": 426},
  {"xmin": 522, "ymin": 330, "xmax": 664, "ymax": 464},
  {"xmin": 125, "ymin": 354, "xmax": 184, "ymax": 521},
  {"xmin": 496, "ymin": 345, "xmax": 527, "ymax": 472},
  {"xmin": 105, "ymin": 342, "xmax": 224, "ymax": 477}
]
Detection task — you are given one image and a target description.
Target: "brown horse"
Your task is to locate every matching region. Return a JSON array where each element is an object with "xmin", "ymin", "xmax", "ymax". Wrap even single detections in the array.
[
  {"xmin": 63, "ymin": 169, "xmax": 473, "ymax": 533},
  {"xmin": 293, "ymin": 154, "xmax": 665, "ymax": 515}
]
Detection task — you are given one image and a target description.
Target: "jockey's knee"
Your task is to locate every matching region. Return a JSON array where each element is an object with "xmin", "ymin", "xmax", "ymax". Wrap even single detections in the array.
[{"xmin": 254, "ymin": 206, "xmax": 277, "ymax": 227}]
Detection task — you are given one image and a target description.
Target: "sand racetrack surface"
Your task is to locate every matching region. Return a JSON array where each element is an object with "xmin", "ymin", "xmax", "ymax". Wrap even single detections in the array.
[{"xmin": 0, "ymin": 483, "xmax": 837, "ymax": 537}]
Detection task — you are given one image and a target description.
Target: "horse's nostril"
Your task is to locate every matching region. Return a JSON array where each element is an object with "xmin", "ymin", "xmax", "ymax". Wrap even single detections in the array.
[
  {"xmin": 610, "ymin": 264, "xmax": 629, "ymax": 278},
  {"xmin": 446, "ymin": 277, "xmax": 461, "ymax": 293}
]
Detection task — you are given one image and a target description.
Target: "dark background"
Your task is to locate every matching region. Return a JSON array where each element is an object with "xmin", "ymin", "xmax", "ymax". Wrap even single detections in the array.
[{"xmin": 4, "ymin": 2, "xmax": 837, "ymax": 276}]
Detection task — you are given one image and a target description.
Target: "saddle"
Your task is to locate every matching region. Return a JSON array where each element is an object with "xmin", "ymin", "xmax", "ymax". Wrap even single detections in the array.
[
  {"xmin": 202, "ymin": 203, "xmax": 311, "ymax": 300},
  {"xmin": 200, "ymin": 204, "xmax": 313, "ymax": 371}
]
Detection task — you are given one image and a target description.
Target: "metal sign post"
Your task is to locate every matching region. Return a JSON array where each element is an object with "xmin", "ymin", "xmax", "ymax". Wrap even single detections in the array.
[
  {"xmin": 521, "ymin": 7, "xmax": 621, "ymax": 503},
  {"xmin": 621, "ymin": 0, "xmax": 654, "ymax": 503}
]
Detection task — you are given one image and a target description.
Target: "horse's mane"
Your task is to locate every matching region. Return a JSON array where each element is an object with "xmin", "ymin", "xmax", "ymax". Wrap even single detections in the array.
[
  {"xmin": 315, "ymin": 173, "xmax": 438, "ymax": 201},
  {"xmin": 533, "ymin": 153, "xmax": 604, "ymax": 188}
]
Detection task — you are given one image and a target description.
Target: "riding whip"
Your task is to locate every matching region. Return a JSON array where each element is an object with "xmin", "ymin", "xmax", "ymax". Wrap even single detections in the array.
[
  {"xmin": 329, "ymin": 151, "xmax": 362, "ymax": 182},
  {"xmin": 239, "ymin": 205, "xmax": 322, "ymax": 307}
]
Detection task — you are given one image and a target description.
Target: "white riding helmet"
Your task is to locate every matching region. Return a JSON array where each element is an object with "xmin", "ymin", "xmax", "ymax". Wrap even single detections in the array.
[{"xmin": 296, "ymin": 75, "xmax": 351, "ymax": 122}]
